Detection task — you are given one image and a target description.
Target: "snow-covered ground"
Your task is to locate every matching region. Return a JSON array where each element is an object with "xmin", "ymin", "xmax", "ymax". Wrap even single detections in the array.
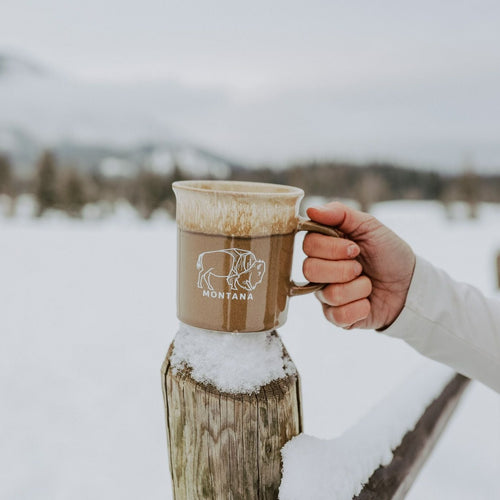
[{"xmin": 1, "ymin": 200, "xmax": 499, "ymax": 499}]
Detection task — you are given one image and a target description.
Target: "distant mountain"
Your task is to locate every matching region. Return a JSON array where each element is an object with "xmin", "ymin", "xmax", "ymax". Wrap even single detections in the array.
[
  {"xmin": 0, "ymin": 128, "xmax": 42, "ymax": 170},
  {"xmin": 0, "ymin": 52, "xmax": 245, "ymax": 178},
  {"xmin": 6, "ymin": 52, "xmax": 497, "ymax": 174},
  {"xmin": 0, "ymin": 53, "xmax": 51, "ymax": 79}
]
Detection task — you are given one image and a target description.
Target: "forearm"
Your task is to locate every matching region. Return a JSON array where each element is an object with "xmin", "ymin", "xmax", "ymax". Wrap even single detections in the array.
[{"xmin": 383, "ymin": 256, "xmax": 500, "ymax": 393}]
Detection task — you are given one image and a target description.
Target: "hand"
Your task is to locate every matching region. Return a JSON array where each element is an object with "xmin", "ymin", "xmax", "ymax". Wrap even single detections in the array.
[{"xmin": 302, "ymin": 202, "xmax": 416, "ymax": 330}]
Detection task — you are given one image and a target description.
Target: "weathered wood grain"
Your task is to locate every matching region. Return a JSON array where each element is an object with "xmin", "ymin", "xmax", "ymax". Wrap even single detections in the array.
[
  {"xmin": 161, "ymin": 331, "xmax": 302, "ymax": 500},
  {"xmin": 354, "ymin": 373, "xmax": 470, "ymax": 500}
]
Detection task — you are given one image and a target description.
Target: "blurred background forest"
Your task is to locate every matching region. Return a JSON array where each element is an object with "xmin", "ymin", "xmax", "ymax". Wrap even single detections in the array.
[{"xmin": 0, "ymin": 146, "xmax": 496, "ymax": 220}]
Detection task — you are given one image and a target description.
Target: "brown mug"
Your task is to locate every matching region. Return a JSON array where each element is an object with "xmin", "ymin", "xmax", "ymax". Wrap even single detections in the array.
[{"xmin": 173, "ymin": 180, "xmax": 341, "ymax": 333}]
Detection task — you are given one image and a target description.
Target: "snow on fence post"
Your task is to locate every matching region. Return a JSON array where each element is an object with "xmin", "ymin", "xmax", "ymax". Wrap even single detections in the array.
[{"xmin": 161, "ymin": 327, "xmax": 303, "ymax": 499}]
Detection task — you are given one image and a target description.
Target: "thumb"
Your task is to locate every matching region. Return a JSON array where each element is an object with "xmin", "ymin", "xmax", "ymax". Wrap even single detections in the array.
[{"xmin": 306, "ymin": 202, "xmax": 372, "ymax": 236}]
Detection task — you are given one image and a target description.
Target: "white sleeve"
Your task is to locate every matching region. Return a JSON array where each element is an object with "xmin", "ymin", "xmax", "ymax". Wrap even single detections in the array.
[{"xmin": 383, "ymin": 256, "xmax": 500, "ymax": 393}]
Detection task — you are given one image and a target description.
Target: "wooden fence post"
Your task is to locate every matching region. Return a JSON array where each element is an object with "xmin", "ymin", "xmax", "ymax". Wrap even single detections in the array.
[{"xmin": 161, "ymin": 331, "xmax": 302, "ymax": 500}]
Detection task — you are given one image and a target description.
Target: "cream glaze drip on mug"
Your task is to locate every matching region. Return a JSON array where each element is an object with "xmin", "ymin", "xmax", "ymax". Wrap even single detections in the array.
[{"xmin": 175, "ymin": 181, "xmax": 302, "ymax": 237}]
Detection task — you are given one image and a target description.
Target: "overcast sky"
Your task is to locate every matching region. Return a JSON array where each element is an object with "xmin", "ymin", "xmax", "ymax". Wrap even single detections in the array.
[{"xmin": 2, "ymin": 0, "xmax": 500, "ymax": 170}]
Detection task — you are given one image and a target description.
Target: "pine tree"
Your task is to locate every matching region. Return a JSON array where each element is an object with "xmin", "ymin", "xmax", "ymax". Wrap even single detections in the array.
[
  {"xmin": 0, "ymin": 154, "xmax": 16, "ymax": 217},
  {"xmin": 458, "ymin": 168, "xmax": 480, "ymax": 219},
  {"xmin": 135, "ymin": 170, "xmax": 171, "ymax": 219},
  {"xmin": 59, "ymin": 167, "xmax": 87, "ymax": 218},
  {"xmin": 0, "ymin": 154, "xmax": 12, "ymax": 195},
  {"xmin": 35, "ymin": 150, "xmax": 58, "ymax": 217},
  {"xmin": 355, "ymin": 172, "xmax": 389, "ymax": 213}
]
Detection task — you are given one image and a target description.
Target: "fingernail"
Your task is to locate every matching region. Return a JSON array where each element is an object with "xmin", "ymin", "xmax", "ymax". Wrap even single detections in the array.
[
  {"xmin": 314, "ymin": 289, "xmax": 324, "ymax": 301},
  {"xmin": 347, "ymin": 245, "xmax": 359, "ymax": 257}
]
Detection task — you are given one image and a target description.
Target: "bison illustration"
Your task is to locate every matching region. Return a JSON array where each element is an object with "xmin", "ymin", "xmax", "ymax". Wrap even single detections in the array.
[{"xmin": 196, "ymin": 248, "xmax": 266, "ymax": 292}]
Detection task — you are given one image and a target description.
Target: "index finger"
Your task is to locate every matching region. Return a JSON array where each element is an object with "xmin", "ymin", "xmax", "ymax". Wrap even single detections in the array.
[
  {"xmin": 303, "ymin": 232, "xmax": 360, "ymax": 260},
  {"xmin": 306, "ymin": 202, "xmax": 373, "ymax": 236}
]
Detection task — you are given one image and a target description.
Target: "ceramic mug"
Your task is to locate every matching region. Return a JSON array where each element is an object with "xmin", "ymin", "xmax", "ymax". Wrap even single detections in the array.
[{"xmin": 173, "ymin": 180, "xmax": 341, "ymax": 333}]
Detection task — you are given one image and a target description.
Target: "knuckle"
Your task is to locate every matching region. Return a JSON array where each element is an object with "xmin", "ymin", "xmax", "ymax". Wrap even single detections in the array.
[
  {"xmin": 329, "ymin": 300, "xmax": 371, "ymax": 328},
  {"xmin": 324, "ymin": 285, "xmax": 343, "ymax": 306},
  {"xmin": 362, "ymin": 214, "xmax": 380, "ymax": 232},
  {"xmin": 342, "ymin": 308, "xmax": 356, "ymax": 326},
  {"xmin": 344, "ymin": 266, "xmax": 354, "ymax": 282},
  {"xmin": 337, "ymin": 264, "xmax": 347, "ymax": 282},
  {"xmin": 329, "ymin": 239, "xmax": 343, "ymax": 259},
  {"xmin": 331, "ymin": 306, "xmax": 350, "ymax": 326},
  {"xmin": 341, "ymin": 262, "xmax": 357, "ymax": 282},
  {"xmin": 358, "ymin": 300, "xmax": 370, "ymax": 319}
]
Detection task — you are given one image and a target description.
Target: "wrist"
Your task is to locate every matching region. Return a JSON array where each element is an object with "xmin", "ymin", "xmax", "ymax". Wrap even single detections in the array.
[{"xmin": 377, "ymin": 252, "xmax": 416, "ymax": 331}]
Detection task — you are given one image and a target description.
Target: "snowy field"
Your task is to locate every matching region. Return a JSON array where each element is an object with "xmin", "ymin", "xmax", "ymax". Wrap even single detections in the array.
[{"xmin": 1, "ymin": 199, "xmax": 500, "ymax": 499}]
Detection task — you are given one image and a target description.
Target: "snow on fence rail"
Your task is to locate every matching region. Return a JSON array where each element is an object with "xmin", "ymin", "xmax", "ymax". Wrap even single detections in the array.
[
  {"xmin": 280, "ymin": 367, "xmax": 469, "ymax": 500},
  {"xmin": 353, "ymin": 373, "xmax": 470, "ymax": 500},
  {"xmin": 161, "ymin": 326, "xmax": 470, "ymax": 499}
]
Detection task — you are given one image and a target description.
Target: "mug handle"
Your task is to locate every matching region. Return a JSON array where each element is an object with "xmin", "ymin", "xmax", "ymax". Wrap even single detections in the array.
[{"xmin": 289, "ymin": 217, "xmax": 344, "ymax": 297}]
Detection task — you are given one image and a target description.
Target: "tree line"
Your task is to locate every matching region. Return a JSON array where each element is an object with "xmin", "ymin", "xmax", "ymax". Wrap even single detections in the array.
[
  {"xmin": 0, "ymin": 151, "xmax": 184, "ymax": 219},
  {"xmin": 0, "ymin": 150, "xmax": 497, "ymax": 219}
]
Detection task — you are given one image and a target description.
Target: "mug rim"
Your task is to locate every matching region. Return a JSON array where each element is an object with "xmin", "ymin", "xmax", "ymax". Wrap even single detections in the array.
[{"xmin": 172, "ymin": 180, "xmax": 304, "ymax": 197}]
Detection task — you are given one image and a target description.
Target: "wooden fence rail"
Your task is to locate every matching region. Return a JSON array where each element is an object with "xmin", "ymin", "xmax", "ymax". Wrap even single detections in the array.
[{"xmin": 354, "ymin": 374, "xmax": 470, "ymax": 500}]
